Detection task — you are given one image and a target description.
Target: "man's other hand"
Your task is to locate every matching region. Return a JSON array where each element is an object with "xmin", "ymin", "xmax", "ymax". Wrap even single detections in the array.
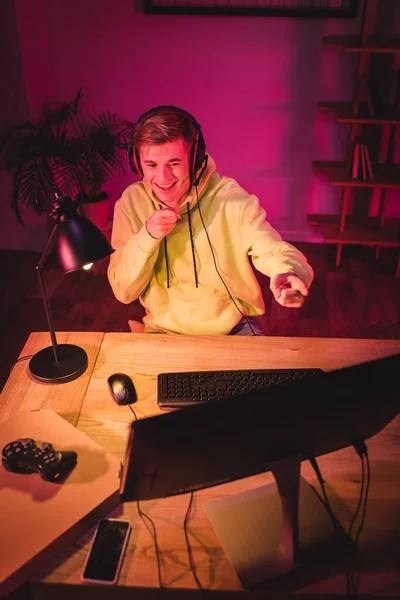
[{"xmin": 270, "ymin": 272, "xmax": 309, "ymax": 308}]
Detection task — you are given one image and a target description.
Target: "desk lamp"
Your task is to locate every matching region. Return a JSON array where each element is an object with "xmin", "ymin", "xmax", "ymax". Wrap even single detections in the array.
[{"xmin": 29, "ymin": 188, "xmax": 114, "ymax": 384}]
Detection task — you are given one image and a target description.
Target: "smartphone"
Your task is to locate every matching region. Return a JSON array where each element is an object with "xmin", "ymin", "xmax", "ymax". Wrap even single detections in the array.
[{"xmin": 81, "ymin": 518, "xmax": 131, "ymax": 585}]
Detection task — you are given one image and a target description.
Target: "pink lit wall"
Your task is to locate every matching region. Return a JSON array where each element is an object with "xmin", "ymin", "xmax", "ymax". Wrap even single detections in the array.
[{"xmin": 1, "ymin": 0, "xmax": 399, "ymax": 251}]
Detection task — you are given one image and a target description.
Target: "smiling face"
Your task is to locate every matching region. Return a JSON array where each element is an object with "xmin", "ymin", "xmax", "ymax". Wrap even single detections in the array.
[{"xmin": 140, "ymin": 138, "xmax": 192, "ymax": 209}]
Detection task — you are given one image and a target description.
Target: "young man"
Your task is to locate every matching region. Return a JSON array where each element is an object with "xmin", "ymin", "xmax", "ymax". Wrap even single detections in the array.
[{"xmin": 107, "ymin": 106, "xmax": 313, "ymax": 335}]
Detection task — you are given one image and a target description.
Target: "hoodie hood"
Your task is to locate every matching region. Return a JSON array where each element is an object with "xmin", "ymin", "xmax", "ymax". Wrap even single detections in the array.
[{"xmin": 142, "ymin": 154, "xmax": 217, "ymax": 212}]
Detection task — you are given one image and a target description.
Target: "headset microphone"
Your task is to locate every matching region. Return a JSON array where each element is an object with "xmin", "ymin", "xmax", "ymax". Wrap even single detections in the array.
[{"xmin": 193, "ymin": 154, "xmax": 208, "ymax": 187}]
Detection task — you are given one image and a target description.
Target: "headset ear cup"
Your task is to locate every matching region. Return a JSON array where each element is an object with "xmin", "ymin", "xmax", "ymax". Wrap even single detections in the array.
[
  {"xmin": 195, "ymin": 130, "xmax": 206, "ymax": 172},
  {"xmin": 192, "ymin": 130, "xmax": 206, "ymax": 186},
  {"xmin": 133, "ymin": 147, "xmax": 143, "ymax": 177},
  {"xmin": 127, "ymin": 141, "xmax": 138, "ymax": 174},
  {"xmin": 190, "ymin": 132, "xmax": 200, "ymax": 185}
]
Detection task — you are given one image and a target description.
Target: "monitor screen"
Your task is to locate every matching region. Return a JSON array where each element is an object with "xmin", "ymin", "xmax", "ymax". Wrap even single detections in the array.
[{"xmin": 120, "ymin": 353, "xmax": 400, "ymax": 502}]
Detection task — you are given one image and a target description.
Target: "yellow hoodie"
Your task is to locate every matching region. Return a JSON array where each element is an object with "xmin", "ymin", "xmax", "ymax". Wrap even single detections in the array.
[{"xmin": 108, "ymin": 156, "xmax": 313, "ymax": 335}]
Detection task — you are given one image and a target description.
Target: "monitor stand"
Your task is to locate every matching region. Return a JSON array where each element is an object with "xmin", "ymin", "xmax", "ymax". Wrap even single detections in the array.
[{"xmin": 204, "ymin": 454, "xmax": 351, "ymax": 589}]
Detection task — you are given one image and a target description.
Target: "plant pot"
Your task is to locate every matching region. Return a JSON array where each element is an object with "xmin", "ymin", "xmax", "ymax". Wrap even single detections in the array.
[{"xmin": 78, "ymin": 195, "xmax": 111, "ymax": 232}]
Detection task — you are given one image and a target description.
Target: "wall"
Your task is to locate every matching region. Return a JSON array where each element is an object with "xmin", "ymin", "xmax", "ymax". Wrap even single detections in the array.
[
  {"xmin": 1, "ymin": 0, "xmax": 399, "ymax": 251},
  {"xmin": 0, "ymin": 0, "xmax": 54, "ymax": 251}
]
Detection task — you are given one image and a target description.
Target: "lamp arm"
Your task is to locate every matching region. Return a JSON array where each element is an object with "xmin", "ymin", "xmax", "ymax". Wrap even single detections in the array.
[{"xmin": 36, "ymin": 223, "xmax": 59, "ymax": 362}]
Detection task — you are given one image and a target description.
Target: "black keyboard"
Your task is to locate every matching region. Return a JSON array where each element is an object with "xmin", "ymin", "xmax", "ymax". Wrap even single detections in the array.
[{"xmin": 157, "ymin": 368, "xmax": 324, "ymax": 408}]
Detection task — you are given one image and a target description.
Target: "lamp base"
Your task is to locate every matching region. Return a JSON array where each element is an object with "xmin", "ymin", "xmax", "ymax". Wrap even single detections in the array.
[{"xmin": 29, "ymin": 344, "xmax": 88, "ymax": 384}]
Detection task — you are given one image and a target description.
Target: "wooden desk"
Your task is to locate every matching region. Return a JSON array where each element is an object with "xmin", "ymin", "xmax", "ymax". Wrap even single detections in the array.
[
  {"xmin": 0, "ymin": 332, "xmax": 104, "ymax": 426},
  {"xmin": 1, "ymin": 333, "xmax": 400, "ymax": 599}
]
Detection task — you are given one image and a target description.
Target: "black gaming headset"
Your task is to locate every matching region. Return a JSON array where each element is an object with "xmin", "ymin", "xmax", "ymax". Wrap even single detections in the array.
[{"xmin": 127, "ymin": 105, "xmax": 207, "ymax": 187}]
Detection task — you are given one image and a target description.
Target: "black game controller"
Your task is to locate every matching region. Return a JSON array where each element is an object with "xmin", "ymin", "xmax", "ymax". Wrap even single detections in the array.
[{"xmin": 2, "ymin": 438, "xmax": 77, "ymax": 482}]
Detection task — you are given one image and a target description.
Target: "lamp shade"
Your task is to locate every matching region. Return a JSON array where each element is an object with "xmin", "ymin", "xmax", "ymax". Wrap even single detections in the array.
[{"xmin": 57, "ymin": 214, "xmax": 114, "ymax": 273}]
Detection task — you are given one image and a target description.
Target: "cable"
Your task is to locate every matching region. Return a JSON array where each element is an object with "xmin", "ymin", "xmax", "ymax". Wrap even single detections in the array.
[
  {"xmin": 183, "ymin": 491, "xmax": 203, "ymax": 592},
  {"xmin": 372, "ymin": 320, "xmax": 400, "ymax": 339},
  {"xmin": 132, "ymin": 410, "xmax": 164, "ymax": 590},
  {"xmin": 354, "ymin": 454, "xmax": 370, "ymax": 545},
  {"xmin": 195, "ymin": 187, "xmax": 257, "ymax": 336},
  {"xmin": 348, "ymin": 456, "xmax": 366, "ymax": 542},
  {"xmin": 310, "ymin": 441, "xmax": 370, "ymax": 596},
  {"xmin": 3, "ymin": 354, "xmax": 34, "ymax": 381},
  {"xmin": 345, "ymin": 440, "xmax": 370, "ymax": 597},
  {"xmin": 136, "ymin": 477, "xmax": 203, "ymax": 594},
  {"xmin": 354, "ymin": 461, "xmax": 370, "ymax": 545},
  {"xmin": 136, "ymin": 501, "xmax": 163, "ymax": 590},
  {"xmin": 308, "ymin": 456, "xmax": 348, "ymax": 540},
  {"xmin": 308, "ymin": 455, "xmax": 360, "ymax": 598},
  {"xmin": 127, "ymin": 404, "xmax": 138, "ymax": 421},
  {"xmin": 15, "ymin": 354, "xmax": 34, "ymax": 364},
  {"xmin": 0, "ymin": 354, "xmax": 33, "ymax": 392},
  {"xmin": 350, "ymin": 439, "xmax": 370, "ymax": 546}
]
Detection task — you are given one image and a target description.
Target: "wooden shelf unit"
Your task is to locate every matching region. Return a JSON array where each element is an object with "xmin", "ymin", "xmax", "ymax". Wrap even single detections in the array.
[
  {"xmin": 322, "ymin": 35, "xmax": 400, "ymax": 53},
  {"xmin": 318, "ymin": 101, "xmax": 400, "ymax": 125},
  {"xmin": 307, "ymin": 214, "xmax": 399, "ymax": 244},
  {"xmin": 309, "ymin": 0, "xmax": 400, "ymax": 275},
  {"xmin": 307, "ymin": 214, "xmax": 400, "ymax": 275},
  {"xmin": 312, "ymin": 161, "xmax": 400, "ymax": 188}
]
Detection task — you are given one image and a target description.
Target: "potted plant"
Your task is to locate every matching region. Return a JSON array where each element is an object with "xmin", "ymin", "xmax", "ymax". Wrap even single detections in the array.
[{"xmin": 0, "ymin": 88, "xmax": 132, "ymax": 230}]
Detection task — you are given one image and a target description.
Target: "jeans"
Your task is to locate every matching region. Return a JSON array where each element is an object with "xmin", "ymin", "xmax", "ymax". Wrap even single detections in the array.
[
  {"xmin": 229, "ymin": 317, "xmax": 263, "ymax": 336},
  {"xmin": 146, "ymin": 317, "xmax": 264, "ymax": 335}
]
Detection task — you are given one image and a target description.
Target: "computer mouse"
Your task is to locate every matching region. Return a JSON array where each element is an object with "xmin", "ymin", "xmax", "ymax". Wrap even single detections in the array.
[{"xmin": 107, "ymin": 373, "xmax": 137, "ymax": 406}]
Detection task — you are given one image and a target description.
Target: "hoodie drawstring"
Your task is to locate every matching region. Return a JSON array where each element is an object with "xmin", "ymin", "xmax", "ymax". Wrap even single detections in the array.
[
  {"xmin": 187, "ymin": 202, "xmax": 199, "ymax": 288},
  {"xmin": 163, "ymin": 237, "xmax": 171, "ymax": 288},
  {"xmin": 159, "ymin": 202, "xmax": 198, "ymax": 288},
  {"xmin": 158, "ymin": 204, "xmax": 171, "ymax": 288}
]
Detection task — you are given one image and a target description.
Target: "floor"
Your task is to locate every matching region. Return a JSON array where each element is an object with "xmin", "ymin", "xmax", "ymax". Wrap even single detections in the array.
[{"xmin": 1, "ymin": 242, "xmax": 399, "ymax": 391}]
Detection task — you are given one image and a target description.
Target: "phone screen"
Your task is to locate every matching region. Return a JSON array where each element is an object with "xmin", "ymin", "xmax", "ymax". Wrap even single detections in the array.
[{"xmin": 81, "ymin": 518, "xmax": 131, "ymax": 584}]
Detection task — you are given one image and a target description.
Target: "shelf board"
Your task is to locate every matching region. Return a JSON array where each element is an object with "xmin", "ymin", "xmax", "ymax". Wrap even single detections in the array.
[
  {"xmin": 307, "ymin": 214, "xmax": 400, "ymax": 247},
  {"xmin": 318, "ymin": 102, "xmax": 400, "ymax": 125},
  {"xmin": 312, "ymin": 161, "xmax": 400, "ymax": 188},
  {"xmin": 323, "ymin": 36, "xmax": 400, "ymax": 53}
]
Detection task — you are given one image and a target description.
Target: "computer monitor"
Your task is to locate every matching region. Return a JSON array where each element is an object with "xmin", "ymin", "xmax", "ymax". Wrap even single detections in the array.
[
  {"xmin": 120, "ymin": 352, "xmax": 400, "ymax": 502},
  {"xmin": 120, "ymin": 352, "xmax": 400, "ymax": 586}
]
